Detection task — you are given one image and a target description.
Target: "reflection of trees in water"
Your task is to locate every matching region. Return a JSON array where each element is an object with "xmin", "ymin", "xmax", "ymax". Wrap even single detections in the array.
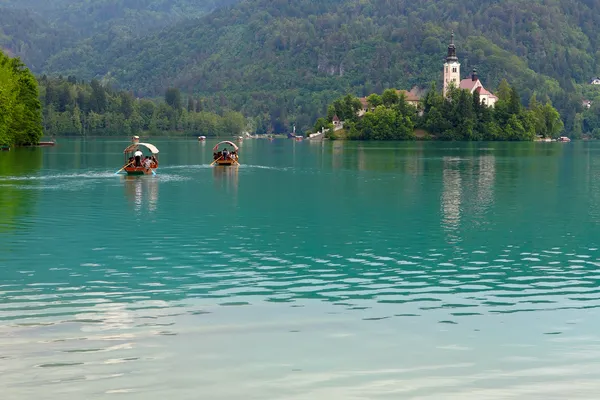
[
  {"xmin": 123, "ymin": 176, "xmax": 159, "ymax": 214},
  {"xmin": 587, "ymin": 146, "xmax": 600, "ymax": 224},
  {"xmin": 0, "ymin": 148, "xmax": 43, "ymax": 235}
]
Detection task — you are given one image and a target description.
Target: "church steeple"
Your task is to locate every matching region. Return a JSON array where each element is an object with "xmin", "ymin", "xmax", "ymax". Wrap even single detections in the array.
[
  {"xmin": 446, "ymin": 32, "xmax": 458, "ymax": 63},
  {"xmin": 443, "ymin": 31, "xmax": 461, "ymax": 97}
]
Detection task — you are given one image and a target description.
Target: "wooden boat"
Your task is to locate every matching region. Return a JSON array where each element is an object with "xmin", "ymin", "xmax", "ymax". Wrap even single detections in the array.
[
  {"xmin": 120, "ymin": 142, "xmax": 160, "ymax": 175},
  {"xmin": 38, "ymin": 141, "xmax": 56, "ymax": 146},
  {"xmin": 211, "ymin": 141, "xmax": 239, "ymax": 166},
  {"xmin": 558, "ymin": 136, "xmax": 571, "ymax": 142},
  {"xmin": 198, "ymin": 136, "xmax": 206, "ymax": 141},
  {"xmin": 0, "ymin": 145, "xmax": 10, "ymax": 151}
]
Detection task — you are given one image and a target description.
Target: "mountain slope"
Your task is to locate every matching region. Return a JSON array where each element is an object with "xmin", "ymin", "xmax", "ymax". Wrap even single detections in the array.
[
  {"xmin": 0, "ymin": 0, "xmax": 238, "ymax": 72},
  {"xmin": 38, "ymin": 0, "xmax": 600, "ymax": 131}
]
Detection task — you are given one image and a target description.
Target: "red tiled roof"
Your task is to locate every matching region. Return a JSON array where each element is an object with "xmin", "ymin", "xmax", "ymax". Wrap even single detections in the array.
[
  {"xmin": 359, "ymin": 97, "xmax": 369, "ymax": 108},
  {"xmin": 459, "ymin": 78, "xmax": 480, "ymax": 91},
  {"xmin": 396, "ymin": 90, "xmax": 420, "ymax": 102},
  {"xmin": 475, "ymin": 87, "xmax": 497, "ymax": 99},
  {"xmin": 332, "ymin": 115, "xmax": 340, "ymax": 122}
]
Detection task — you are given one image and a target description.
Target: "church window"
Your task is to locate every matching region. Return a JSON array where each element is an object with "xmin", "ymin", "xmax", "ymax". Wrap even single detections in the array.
[
  {"xmin": 452, "ymin": 67, "xmax": 457, "ymax": 73},
  {"xmin": 446, "ymin": 66, "xmax": 448, "ymax": 73}
]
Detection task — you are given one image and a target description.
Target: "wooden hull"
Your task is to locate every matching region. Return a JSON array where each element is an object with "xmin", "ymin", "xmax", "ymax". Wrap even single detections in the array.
[
  {"xmin": 125, "ymin": 166, "xmax": 157, "ymax": 175},
  {"xmin": 214, "ymin": 158, "xmax": 239, "ymax": 166},
  {"xmin": 38, "ymin": 142, "xmax": 56, "ymax": 146}
]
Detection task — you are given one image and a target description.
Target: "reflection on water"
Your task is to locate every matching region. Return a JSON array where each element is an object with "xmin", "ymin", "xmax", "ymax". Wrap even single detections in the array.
[
  {"xmin": 0, "ymin": 148, "xmax": 42, "ymax": 236},
  {"xmin": 441, "ymin": 156, "xmax": 462, "ymax": 244},
  {"xmin": 213, "ymin": 166, "xmax": 238, "ymax": 196},
  {"xmin": 476, "ymin": 154, "xmax": 495, "ymax": 213},
  {"xmin": 123, "ymin": 176, "xmax": 159, "ymax": 213},
  {"xmin": 2, "ymin": 139, "xmax": 600, "ymax": 399}
]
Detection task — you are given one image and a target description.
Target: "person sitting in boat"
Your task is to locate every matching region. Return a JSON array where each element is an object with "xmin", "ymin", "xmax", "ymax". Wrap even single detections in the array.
[
  {"xmin": 128, "ymin": 156, "xmax": 135, "ymax": 166},
  {"xmin": 134, "ymin": 150, "xmax": 143, "ymax": 167},
  {"xmin": 143, "ymin": 156, "xmax": 152, "ymax": 169},
  {"xmin": 150, "ymin": 155, "xmax": 157, "ymax": 168},
  {"xmin": 223, "ymin": 148, "xmax": 229, "ymax": 159}
]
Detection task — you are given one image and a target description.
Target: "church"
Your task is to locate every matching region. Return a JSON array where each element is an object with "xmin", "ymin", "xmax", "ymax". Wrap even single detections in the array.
[{"xmin": 443, "ymin": 33, "xmax": 498, "ymax": 107}]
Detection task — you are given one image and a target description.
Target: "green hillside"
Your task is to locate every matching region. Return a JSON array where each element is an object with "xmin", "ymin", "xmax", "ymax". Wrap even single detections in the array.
[
  {"xmin": 0, "ymin": 0, "xmax": 236, "ymax": 71},
  {"xmin": 3, "ymin": 0, "xmax": 600, "ymax": 134},
  {"xmin": 35, "ymin": 0, "xmax": 600, "ymax": 133}
]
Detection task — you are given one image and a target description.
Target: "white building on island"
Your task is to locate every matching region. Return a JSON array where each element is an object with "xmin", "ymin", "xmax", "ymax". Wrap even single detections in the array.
[{"xmin": 443, "ymin": 33, "xmax": 498, "ymax": 107}]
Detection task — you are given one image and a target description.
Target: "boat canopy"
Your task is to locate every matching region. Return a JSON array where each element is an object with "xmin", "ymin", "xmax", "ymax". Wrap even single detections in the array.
[
  {"xmin": 213, "ymin": 141, "xmax": 239, "ymax": 151},
  {"xmin": 123, "ymin": 142, "xmax": 160, "ymax": 154}
]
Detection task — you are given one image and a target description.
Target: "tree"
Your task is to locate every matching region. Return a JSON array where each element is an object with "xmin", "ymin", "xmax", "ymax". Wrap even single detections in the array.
[
  {"xmin": 496, "ymin": 79, "xmax": 512, "ymax": 102},
  {"xmin": 90, "ymin": 79, "xmax": 106, "ymax": 113},
  {"xmin": 0, "ymin": 53, "xmax": 42, "ymax": 146},
  {"xmin": 541, "ymin": 102, "xmax": 564, "ymax": 138},
  {"xmin": 382, "ymin": 89, "xmax": 399, "ymax": 107},
  {"xmin": 314, "ymin": 117, "xmax": 328, "ymax": 132},
  {"xmin": 367, "ymin": 93, "xmax": 382, "ymax": 108},
  {"xmin": 165, "ymin": 88, "xmax": 182, "ymax": 111},
  {"xmin": 119, "ymin": 92, "xmax": 134, "ymax": 119}
]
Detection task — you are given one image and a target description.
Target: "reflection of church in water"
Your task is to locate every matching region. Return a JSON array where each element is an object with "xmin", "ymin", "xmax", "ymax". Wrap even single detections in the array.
[{"xmin": 440, "ymin": 154, "xmax": 496, "ymax": 243}]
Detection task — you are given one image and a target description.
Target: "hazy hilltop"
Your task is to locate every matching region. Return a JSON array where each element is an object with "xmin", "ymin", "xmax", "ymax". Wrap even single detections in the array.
[
  {"xmin": 0, "ymin": 0, "xmax": 237, "ymax": 70},
  {"xmin": 2, "ymin": 0, "xmax": 600, "ymax": 132}
]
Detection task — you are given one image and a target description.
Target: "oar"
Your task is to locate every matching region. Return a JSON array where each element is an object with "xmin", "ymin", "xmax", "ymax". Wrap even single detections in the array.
[
  {"xmin": 114, "ymin": 162, "xmax": 133, "ymax": 175},
  {"xmin": 210, "ymin": 156, "xmax": 223, "ymax": 166}
]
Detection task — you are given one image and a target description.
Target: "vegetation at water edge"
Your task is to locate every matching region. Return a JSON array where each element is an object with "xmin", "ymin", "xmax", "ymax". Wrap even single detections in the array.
[
  {"xmin": 0, "ymin": 51, "xmax": 43, "ymax": 147},
  {"xmin": 316, "ymin": 81, "xmax": 563, "ymax": 141},
  {"xmin": 39, "ymin": 76, "xmax": 246, "ymax": 137}
]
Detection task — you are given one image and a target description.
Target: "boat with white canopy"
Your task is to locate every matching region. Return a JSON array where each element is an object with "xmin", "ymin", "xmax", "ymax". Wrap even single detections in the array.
[
  {"xmin": 211, "ymin": 141, "xmax": 239, "ymax": 166},
  {"xmin": 117, "ymin": 142, "xmax": 160, "ymax": 175}
]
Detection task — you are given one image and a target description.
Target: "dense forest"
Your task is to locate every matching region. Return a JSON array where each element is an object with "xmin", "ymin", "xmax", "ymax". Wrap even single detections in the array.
[
  {"xmin": 0, "ymin": 51, "xmax": 42, "ymax": 147},
  {"xmin": 316, "ymin": 81, "xmax": 563, "ymax": 141},
  {"xmin": 39, "ymin": 76, "xmax": 247, "ymax": 137},
  {"xmin": 0, "ymin": 0, "xmax": 236, "ymax": 71},
  {"xmin": 2, "ymin": 0, "xmax": 600, "ymax": 135}
]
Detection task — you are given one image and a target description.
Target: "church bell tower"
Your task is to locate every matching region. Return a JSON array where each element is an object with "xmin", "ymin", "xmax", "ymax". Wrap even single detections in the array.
[{"xmin": 443, "ymin": 32, "xmax": 460, "ymax": 97}]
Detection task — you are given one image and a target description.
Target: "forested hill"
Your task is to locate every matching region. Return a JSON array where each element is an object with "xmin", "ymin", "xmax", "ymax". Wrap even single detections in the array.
[
  {"xmin": 0, "ymin": 0, "xmax": 237, "ymax": 70},
  {"xmin": 4, "ymin": 0, "xmax": 600, "ymax": 134}
]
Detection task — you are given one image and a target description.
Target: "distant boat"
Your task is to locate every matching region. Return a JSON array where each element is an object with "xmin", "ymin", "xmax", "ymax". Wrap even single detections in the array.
[
  {"xmin": 558, "ymin": 136, "xmax": 571, "ymax": 142},
  {"xmin": 0, "ymin": 145, "xmax": 10, "ymax": 151},
  {"xmin": 198, "ymin": 136, "xmax": 206, "ymax": 141},
  {"xmin": 38, "ymin": 141, "xmax": 56, "ymax": 147}
]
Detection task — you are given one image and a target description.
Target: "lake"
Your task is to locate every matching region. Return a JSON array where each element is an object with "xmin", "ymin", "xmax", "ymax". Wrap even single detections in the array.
[{"xmin": 1, "ymin": 138, "xmax": 600, "ymax": 399}]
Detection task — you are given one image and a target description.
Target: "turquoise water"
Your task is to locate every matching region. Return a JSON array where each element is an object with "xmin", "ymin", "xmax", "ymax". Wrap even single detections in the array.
[{"xmin": 2, "ymin": 139, "xmax": 600, "ymax": 399}]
